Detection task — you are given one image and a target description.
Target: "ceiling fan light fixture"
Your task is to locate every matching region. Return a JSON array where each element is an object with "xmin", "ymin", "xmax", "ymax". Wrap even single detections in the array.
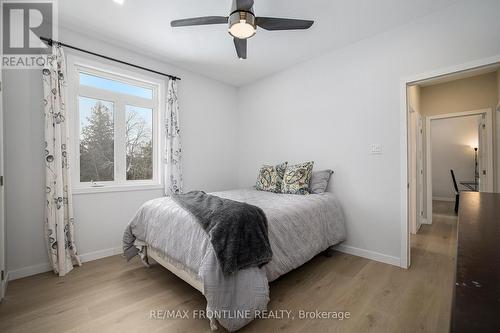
[
  {"xmin": 228, "ymin": 11, "xmax": 256, "ymax": 39},
  {"xmin": 170, "ymin": 0, "xmax": 315, "ymax": 59}
]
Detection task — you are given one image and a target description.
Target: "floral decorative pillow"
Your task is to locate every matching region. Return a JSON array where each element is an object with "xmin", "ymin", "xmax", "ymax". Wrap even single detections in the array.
[
  {"xmin": 255, "ymin": 162, "xmax": 288, "ymax": 193},
  {"xmin": 282, "ymin": 161, "xmax": 315, "ymax": 195}
]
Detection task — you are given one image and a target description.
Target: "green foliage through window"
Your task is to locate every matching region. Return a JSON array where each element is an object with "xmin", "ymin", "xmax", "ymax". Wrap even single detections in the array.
[{"xmin": 79, "ymin": 99, "xmax": 114, "ymax": 182}]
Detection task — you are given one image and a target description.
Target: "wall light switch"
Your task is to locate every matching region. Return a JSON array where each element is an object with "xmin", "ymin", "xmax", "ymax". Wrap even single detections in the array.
[{"xmin": 370, "ymin": 144, "xmax": 382, "ymax": 155}]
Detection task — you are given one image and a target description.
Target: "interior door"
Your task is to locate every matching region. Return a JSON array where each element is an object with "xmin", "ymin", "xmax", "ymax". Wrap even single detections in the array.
[
  {"xmin": 408, "ymin": 108, "xmax": 417, "ymax": 235},
  {"xmin": 416, "ymin": 114, "xmax": 424, "ymax": 231},
  {"xmin": 478, "ymin": 115, "xmax": 487, "ymax": 192}
]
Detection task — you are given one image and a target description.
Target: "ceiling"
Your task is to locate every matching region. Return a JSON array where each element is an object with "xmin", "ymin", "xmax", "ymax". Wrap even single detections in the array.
[{"xmin": 59, "ymin": 0, "xmax": 459, "ymax": 86}]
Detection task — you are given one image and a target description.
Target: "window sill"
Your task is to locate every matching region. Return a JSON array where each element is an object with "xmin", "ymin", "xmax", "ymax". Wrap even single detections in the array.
[{"xmin": 73, "ymin": 183, "xmax": 164, "ymax": 195}]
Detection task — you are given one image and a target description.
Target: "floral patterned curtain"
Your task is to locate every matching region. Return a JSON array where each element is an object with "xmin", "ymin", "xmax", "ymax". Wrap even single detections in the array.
[
  {"xmin": 43, "ymin": 45, "xmax": 81, "ymax": 276},
  {"xmin": 165, "ymin": 79, "xmax": 183, "ymax": 195}
]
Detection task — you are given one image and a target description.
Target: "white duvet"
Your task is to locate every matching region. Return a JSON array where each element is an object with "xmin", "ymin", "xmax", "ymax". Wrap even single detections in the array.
[{"xmin": 124, "ymin": 188, "xmax": 346, "ymax": 331}]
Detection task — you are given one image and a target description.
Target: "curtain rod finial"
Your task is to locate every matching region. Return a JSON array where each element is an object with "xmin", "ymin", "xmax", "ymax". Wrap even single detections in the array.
[{"xmin": 39, "ymin": 36, "xmax": 53, "ymax": 46}]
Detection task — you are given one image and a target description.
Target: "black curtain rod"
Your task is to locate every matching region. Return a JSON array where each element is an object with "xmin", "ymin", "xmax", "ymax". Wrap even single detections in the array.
[{"xmin": 40, "ymin": 37, "xmax": 181, "ymax": 81}]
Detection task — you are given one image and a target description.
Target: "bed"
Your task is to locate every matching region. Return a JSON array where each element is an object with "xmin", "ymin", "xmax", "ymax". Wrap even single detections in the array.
[{"xmin": 123, "ymin": 188, "xmax": 346, "ymax": 331}]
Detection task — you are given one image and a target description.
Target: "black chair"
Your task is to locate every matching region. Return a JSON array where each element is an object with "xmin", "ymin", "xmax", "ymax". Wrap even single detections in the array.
[{"xmin": 450, "ymin": 170, "xmax": 459, "ymax": 214}]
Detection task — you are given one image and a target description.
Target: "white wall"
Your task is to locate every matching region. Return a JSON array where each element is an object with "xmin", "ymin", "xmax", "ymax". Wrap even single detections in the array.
[
  {"xmin": 3, "ymin": 28, "xmax": 239, "ymax": 277},
  {"xmin": 236, "ymin": 0, "xmax": 500, "ymax": 263},
  {"xmin": 431, "ymin": 116, "xmax": 481, "ymax": 199}
]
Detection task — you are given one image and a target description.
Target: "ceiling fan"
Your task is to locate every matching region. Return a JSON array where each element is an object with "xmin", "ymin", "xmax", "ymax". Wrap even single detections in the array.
[{"xmin": 171, "ymin": 0, "xmax": 314, "ymax": 59}]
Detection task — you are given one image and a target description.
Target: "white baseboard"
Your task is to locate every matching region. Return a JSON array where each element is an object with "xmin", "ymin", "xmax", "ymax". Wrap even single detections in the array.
[
  {"xmin": 334, "ymin": 244, "xmax": 400, "ymax": 267},
  {"xmin": 9, "ymin": 244, "xmax": 401, "ymax": 281},
  {"xmin": 8, "ymin": 262, "xmax": 51, "ymax": 281},
  {"xmin": 79, "ymin": 247, "xmax": 123, "ymax": 263},
  {"xmin": 433, "ymin": 196, "xmax": 454, "ymax": 202},
  {"xmin": 8, "ymin": 247, "xmax": 123, "ymax": 281}
]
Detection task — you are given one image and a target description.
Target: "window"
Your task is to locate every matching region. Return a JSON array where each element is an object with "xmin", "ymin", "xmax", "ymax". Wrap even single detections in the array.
[
  {"xmin": 79, "ymin": 97, "xmax": 115, "ymax": 182},
  {"xmin": 68, "ymin": 58, "xmax": 162, "ymax": 192},
  {"xmin": 125, "ymin": 105, "xmax": 153, "ymax": 181}
]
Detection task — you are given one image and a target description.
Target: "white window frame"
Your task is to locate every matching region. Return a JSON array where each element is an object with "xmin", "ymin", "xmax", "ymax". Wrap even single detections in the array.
[{"xmin": 66, "ymin": 54, "xmax": 165, "ymax": 194}]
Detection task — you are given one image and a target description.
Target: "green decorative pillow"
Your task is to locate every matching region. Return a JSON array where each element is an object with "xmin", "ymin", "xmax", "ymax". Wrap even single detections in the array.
[
  {"xmin": 282, "ymin": 161, "xmax": 315, "ymax": 195},
  {"xmin": 255, "ymin": 162, "xmax": 288, "ymax": 193}
]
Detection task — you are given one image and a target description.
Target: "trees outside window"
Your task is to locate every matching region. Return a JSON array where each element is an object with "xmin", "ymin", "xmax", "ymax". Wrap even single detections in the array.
[{"xmin": 72, "ymin": 65, "xmax": 159, "ymax": 189}]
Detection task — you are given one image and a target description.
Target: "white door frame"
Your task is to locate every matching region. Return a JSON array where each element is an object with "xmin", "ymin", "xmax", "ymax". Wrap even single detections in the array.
[
  {"xmin": 399, "ymin": 54, "xmax": 500, "ymax": 269},
  {"xmin": 0, "ymin": 0, "xmax": 6, "ymax": 301},
  {"xmin": 408, "ymin": 105, "xmax": 417, "ymax": 235},
  {"xmin": 416, "ymin": 113, "xmax": 424, "ymax": 229},
  {"xmin": 0, "ymin": 71, "xmax": 4, "ymax": 301},
  {"xmin": 425, "ymin": 109, "xmax": 494, "ymax": 223},
  {"xmin": 408, "ymin": 105, "xmax": 424, "ymax": 235}
]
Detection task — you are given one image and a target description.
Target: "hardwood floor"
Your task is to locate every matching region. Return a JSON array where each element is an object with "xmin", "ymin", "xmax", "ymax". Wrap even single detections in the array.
[{"xmin": 0, "ymin": 202, "xmax": 457, "ymax": 332}]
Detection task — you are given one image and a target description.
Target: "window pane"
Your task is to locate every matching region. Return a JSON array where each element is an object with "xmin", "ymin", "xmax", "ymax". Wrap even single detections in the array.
[
  {"xmin": 126, "ymin": 105, "xmax": 153, "ymax": 180},
  {"xmin": 80, "ymin": 72, "xmax": 153, "ymax": 100},
  {"xmin": 79, "ymin": 96, "xmax": 115, "ymax": 182}
]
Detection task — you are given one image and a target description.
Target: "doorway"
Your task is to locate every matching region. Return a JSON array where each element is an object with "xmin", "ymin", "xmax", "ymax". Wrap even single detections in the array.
[
  {"xmin": 425, "ymin": 109, "xmax": 493, "ymax": 221},
  {"xmin": 404, "ymin": 62, "xmax": 500, "ymax": 268}
]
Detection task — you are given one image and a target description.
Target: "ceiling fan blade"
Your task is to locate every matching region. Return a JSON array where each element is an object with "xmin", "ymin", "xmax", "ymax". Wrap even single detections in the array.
[
  {"xmin": 171, "ymin": 16, "xmax": 228, "ymax": 27},
  {"xmin": 256, "ymin": 17, "xmax": 314, "ymax": 31},
  {"xmin": 236, "ymin": 0, "xmax": 254, "ymax": 11},
  {"xmin": 233, "ymin": 38, "xmax": 247, "ymax": 59}
]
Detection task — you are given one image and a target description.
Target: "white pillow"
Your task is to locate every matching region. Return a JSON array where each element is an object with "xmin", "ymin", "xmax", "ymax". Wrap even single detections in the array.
[{"xmin": 309, "ymin": 169, "xmax": 334, "ymax": 194}]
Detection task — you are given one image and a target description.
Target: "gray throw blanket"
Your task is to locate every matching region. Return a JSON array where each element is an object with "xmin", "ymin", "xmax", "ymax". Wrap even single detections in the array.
[{"xmin": 171, "ymin": 191, "xmax": 273, "ymax": 276}]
